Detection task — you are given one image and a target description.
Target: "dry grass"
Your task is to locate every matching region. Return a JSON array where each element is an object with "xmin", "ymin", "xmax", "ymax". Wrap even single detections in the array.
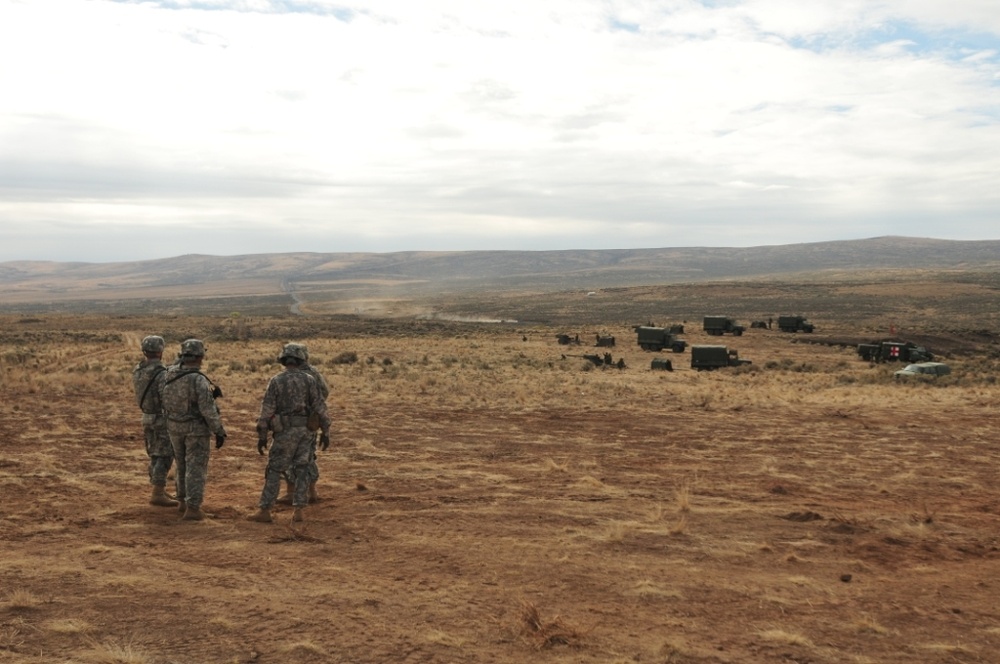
[
  {"xmin": 1, "ymin": 308, "xmax": 999, "ymax": 663},
  {"xmin": 854, "ymin": 613, "xmax": 892, "ymax": 635},
  {"xmin": 425, "ymin": 629, "xmax": 467, "ymax": 648},
  {"xmin": 0, "ymin": 626, "xmax": 25, "ymax": 651},
  {"xmin": 631, "ymin": 579, "xmax": 684, "ymax": 600},
  {"xmin": 84, "ymin": 638, "xmax": 153, "ymax": 664},
  {"xmin": 45, "ymin": 618, "xmax": 95, "ymax": 634},
  {"xmin": 757, "ymin": 628, "xmax": 814, "ymax": 647},
  {"xmin": 2, "ymin": 589, "xmax": 43, "ymax": 611},
  {"xmin": 916, "ymin": 642, "xmax": 979, "ymax": 656},
  {"xmin": 668, "ymin": 515, "xmax": 689, "ymax": 536},
  {"xmin": 280, "ymin": 639, "xmax": 328, "ymax": 655},
  {"xmin": 518, "ymin": 601, "xmax": 586, "ymax": 650},
  {"xmin": 675, "ymin": 482, "xmax": 692, "ymax": 513}
]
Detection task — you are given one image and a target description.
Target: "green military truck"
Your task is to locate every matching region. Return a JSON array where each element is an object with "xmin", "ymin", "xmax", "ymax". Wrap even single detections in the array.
[
  {"xmin": 703, "ymin": 316, "xmax": 745, "ymax": 336},
  {"xmin": 635, "ymin": 326, "xmax": 687, "ymax": 352},
  {"xmin": 857, "ymin": 340, "xmax": 933, "ymax": 363},
  {"xmin": 777, "ymin": 315, "xmax": 815, "ymax": 333},
  {"xmin": 690, "ymin": 345, "xmax": 752, "ymax": 370}
]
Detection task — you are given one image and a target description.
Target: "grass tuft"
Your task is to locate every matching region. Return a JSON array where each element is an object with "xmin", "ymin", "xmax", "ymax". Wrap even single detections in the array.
[
  {"xmin": 854, "ymin": 613, "xmax": 891, "ymax": 635},
  {"xmin": 675, "ymin": 482, "xmax": 692, "ymax": 513},
  {"xmin": 668, "ymin": 515, "xmax": 689, "ymax": 536},
  {"xmin": 0, "ymin": 627, "xmax": 25, "ymax": 651},
  {"xmin": 86, "ymin": 638, "xmax": 153, "ymax": 664},
  {"xmin": 281, "ymin": 640, "xmax": 327, "ymax": 655},
  {"xmin": 45, "ymin": 618, "xmax": 94, "ymax": 634},
  {"xmin": 758, "ymin": 628, "xmax": 814, "ymax": 647},
  {"xmin": 518, "ymin": 600, "xmax": 586, "ymax": 650},
  {"xmin": 3, "ymin": 589, "xmax": 43, "ymax": 611}
]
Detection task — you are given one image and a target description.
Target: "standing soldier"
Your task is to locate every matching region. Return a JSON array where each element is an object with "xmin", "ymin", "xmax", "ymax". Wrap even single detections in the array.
[
  {"xmin": 160, "ymin": 339, "xmax": 227, "ymax": 521},
  {"xmin": 276, "ymin": 343, "xmax": 329, "ymax": 505},
  {"xmin": 250, "ymin": 344, "xmax": 331, "ymax": 524},
  {"xmin": 131, "ymin": 335, "xmax": 176, "ymax": 507}
]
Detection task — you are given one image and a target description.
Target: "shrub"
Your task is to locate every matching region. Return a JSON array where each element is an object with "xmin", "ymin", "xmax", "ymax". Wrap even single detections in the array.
[{"xmin": 330, "ymin": 351, "xmax": 358, "ymax": 365}]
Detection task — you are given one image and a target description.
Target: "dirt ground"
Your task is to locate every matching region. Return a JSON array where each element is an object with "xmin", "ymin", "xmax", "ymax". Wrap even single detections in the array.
[{"xmin": 1, "ymin": 315, "xmax": 999, "ymax": 664}]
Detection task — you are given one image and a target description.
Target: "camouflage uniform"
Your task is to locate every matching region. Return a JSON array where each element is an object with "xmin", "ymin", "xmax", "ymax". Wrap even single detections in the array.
[
  {"xmin": 160, "ymin": 340, "xmax": 226, "ymax": 514},
  {"xmin": 301, "ymin": 360, "xmax": 330, "ymax": 486},
  {"xmin": 279, "ymin": 344, "xmax": 330, "ymax": 495},
  {"xmin": 256, "ymin": 349, "xmax": 331, "ymax": 511},
  {"xmin": 131, "ymin": 336, "xmax": 173, "ymax": 487}
]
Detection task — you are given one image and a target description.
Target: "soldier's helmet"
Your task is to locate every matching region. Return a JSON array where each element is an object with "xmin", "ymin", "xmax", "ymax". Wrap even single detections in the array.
[
  {"xmin": 179, "ymin": 338, "xmax": 206, "ymax": 358},
  {"xmin": 141, "ymin": 335, "xmax": 165, "ymax": 354},
  {"xmin": 288, "ymin": 343, "xmax": 310, "ymax": 360},
  {"xmin": 278, "ymin": 343, "xmax": 308, "ymax": 363}
]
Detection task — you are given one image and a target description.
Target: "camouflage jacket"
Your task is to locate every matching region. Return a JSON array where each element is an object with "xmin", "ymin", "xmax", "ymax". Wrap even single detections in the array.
[
  {"xmin": 132, "ymin": 359, "xmax": 167, "ymax": 415},
  {"xmin": 302, "ymin": 363, "xmax": 330, "ymax": 400},
  {"xmin": 257, "ymin": 367, "xmax": 330, "ymax": 435},
  {"xmin": 160, "ymin": 365, "xmax": 226, "ymax": 435}
]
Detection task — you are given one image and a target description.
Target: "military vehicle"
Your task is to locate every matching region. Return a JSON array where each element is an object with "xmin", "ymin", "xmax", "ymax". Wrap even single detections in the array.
[
  {"xmin": 777, "ymin": 315, "xmax": 815, "ymax": 333},
  {"xmin": 703, "ymin": 316, "xmax": 745, "ymax": 336},
  {"xmin": 857, "ymin": 340, "xmax": 933, "ymax": 363},
  {"xmin": 650, "ymin": 358, "xmax": 674, "ymax": 371},
  {"xmin": 594, "ymin": 333, "xmax": 616, "ymax": 347},
  {"xmin": 894, "ymin": 362, "xmax": 950, "ymax": 379},
  {"xmin": 690, "ymin": 345, "xmax": 752, "ymax": 370},
  {"xmin": 635, "ymin": 326, "xmax": 688, "ymax": 352}
]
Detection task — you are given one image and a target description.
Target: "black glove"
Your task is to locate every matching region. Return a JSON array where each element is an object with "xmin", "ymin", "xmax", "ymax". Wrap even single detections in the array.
[
  {"xmin": 212, "ymin": 385, "xmax": 223, "ymax": 399},
  {"xmin": 257, "ymin": 436, "xmax": 267, "ymax": 455},
  {"xmin": 215, "ymin": 433, "xmax": 226, "ymax": 449},
  {"xmin": 320, "ymin": 433, "xmax": 330, "ymax": 451}
]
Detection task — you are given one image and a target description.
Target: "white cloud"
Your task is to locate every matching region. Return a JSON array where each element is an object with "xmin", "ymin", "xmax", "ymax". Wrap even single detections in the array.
[{"xmin": 0, "ymin": 0, "xmax": 998, "ymax": 261}]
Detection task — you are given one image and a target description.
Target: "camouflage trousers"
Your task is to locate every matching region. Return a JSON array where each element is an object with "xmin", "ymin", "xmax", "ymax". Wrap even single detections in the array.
[
  {"xmin": 167, "ymin": 421, "xmax": 212, "ymax": 510},
  {"xmin": 260, "ymin": 427, "xmax": 314, "ymax": 509},
  {"xmin": 142, "ymin": 414, "xmax": 174, "ymax": 486},
  {"xmin": 282, "ymin": 434, "xmax": 320, "ymax": 486}
]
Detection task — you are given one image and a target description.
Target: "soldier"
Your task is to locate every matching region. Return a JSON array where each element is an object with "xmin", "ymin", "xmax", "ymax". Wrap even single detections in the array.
[
  {"xmin": 250, "ymin": 344, "xmax": 331, "ymax": 524},
  {"xmin": 159, "ymin": 339, "xmax": 227, "ymax": 521},
  {"xmin": 276, "ymin": 343, "xmax": 329, "ymax": 505},
  {"xmin": 131, "ymin": 335, "xmax": 176, "ymax": 507}
]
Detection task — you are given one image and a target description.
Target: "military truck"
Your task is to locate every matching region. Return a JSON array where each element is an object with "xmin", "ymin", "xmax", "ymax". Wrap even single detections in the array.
[
  {"xmin": 703, "ymin": 316, "xmax": 745, "ymax": 336},
  {"xmin": 857, "ymin": 340, "xmax": 933, "ymax": 363},
  {"xmin": 777, "ymin": 315, "xmax": 815, "ymax": 333},
  {"xmin": 635, "ymin": 326, "xmax": 687, "ymax": 352},
  {"xmin": 690, "ymin": 345, "xmax": 752, "ymax": 370}
]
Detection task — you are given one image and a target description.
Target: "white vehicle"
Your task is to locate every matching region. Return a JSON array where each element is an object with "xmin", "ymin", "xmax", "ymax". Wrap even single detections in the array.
[{"xmin": 894, "ymin": 362, "xmax": 951, "ymax": 379}]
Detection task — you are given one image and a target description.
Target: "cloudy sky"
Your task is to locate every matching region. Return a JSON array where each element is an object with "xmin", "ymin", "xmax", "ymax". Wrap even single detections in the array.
[{"xmin": 2, "ymin": 0, "xmax": 999, "ymax": 263}]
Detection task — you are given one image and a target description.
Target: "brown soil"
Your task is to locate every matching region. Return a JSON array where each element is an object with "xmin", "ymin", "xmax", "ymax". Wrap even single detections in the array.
[{"xmin": 1, "ymin": 315, "xmax": 999, "ymax": 664}]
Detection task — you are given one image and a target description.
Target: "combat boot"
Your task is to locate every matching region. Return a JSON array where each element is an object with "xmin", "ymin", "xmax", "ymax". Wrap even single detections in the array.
[
  {"xmin": 276, "ymin": 481, "xmax": 294, "ymax": 505},
  {"xmin": 292, "ymin": 507, "xmax": 305, "ymax": 523},
  {"xmin": 308, "ymin": 482, "xmax": 320, "ymax": 503},
  {"xmin": 182, "ymin": 505, "xmax": 204, "ymax": 521},
  {"xmin": 150, "ymin": 485, "xmax": 178, "ymax": 507},
  {"xmin": 248, "ymin": 507, "xmax": 273, "ymax": 523}
]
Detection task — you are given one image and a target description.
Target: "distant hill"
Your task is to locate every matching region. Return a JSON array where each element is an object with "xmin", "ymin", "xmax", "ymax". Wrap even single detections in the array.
[{"xmin": 1, "ymin": 236, "xmax": 998, "ymax": 315}]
